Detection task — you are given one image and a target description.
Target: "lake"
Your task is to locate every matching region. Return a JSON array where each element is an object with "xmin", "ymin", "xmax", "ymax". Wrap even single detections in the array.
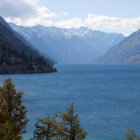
[{"xmin": 0, "ymin": 64, "xmax": 140, "ymax": 140}]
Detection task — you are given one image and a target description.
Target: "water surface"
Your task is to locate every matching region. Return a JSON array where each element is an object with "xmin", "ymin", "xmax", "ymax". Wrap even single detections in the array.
[{"xmin": 0, "ymin": 64, "xmax": 140, "ymax": 140}]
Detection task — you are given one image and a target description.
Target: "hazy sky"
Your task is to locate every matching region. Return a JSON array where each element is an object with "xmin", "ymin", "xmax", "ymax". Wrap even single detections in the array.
[{"xmin": 1, "ymin": 0, "xmax": 140, "ymax": 35}]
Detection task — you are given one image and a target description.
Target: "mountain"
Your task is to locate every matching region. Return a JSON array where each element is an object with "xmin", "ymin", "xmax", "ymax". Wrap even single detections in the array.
[
  {"xmin": 0, "ymin": 16, "xmax": 56, "ymax": 73},
  {"xmin": 10, "ymin": 24, "xmax": 125, "ymax": 63},
  {"xmin": 97, "ymin": 29, "xmax": 140, "ymax": 64}
]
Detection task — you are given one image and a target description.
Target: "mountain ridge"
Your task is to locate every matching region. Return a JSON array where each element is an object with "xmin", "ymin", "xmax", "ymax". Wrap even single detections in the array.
[
  {"xmin": 97, "ymin": 29, "xmax": 140, "ymax": 64},
  {"xmin": 10, "ymin": 23, "xmax": 125, "ymax": 64},
  {"xmin": 0, "ymin": 16, "xmax": 56, "ymax": 73}
]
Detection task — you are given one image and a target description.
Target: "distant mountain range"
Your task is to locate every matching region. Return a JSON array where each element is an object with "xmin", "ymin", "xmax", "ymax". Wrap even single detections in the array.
[
  {"xmin": 97, "ymin": 29, "xmax": 140, "ymax": 64},
  {"xmin": 0, "ymin": 16, "xmax": 56, "ymax": 73},
  {"xmin": 10, "ymin": 24, "xmax": 125, "ymax": 63}
]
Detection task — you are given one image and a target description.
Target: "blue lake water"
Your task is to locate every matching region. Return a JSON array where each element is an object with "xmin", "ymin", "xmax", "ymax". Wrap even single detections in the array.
[{"xmin": 0, "ymin": 64, "xmax": 140, "ymax": 140}]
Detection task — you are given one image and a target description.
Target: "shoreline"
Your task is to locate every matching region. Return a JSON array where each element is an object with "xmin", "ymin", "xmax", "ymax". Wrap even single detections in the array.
[{"xmin": 0, "ymin": 65, "xmax": 57, "ymax": 74}]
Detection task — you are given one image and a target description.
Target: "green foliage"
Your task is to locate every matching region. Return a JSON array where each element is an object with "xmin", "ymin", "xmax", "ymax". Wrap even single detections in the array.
[
  {"xmin": 0, "ymin": 78, "xmax": 28, "ymax": 140},
  {"xmin": 126, "ymin": 129, "xmax": 140, "ymax": 140},
  {"xmin": 32, "ymin": 115, "xmax": 58, "ymax": 140},
  {"xmin": 32, "ymin": 104, "xmax": 87, "ymax": 140},
  {"xmin": 58, "ymin": 104, "xmax": 87, "ymax": 140}
]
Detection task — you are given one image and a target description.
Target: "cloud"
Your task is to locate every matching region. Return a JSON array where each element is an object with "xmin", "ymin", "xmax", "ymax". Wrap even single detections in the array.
[
  {"xmin": 6, "ymin": 17, "xmax": 54, "ymax": 27},
  {"xmin": 0, "ymin": 0, "xmax": 55, "ymax": 19},
  {"xmin": 55, "ymin": 18, "xmax": 83, "ymax": 28},
  {"xmin": 0, "ymin": 0, "xmax": 35, "ymax": 18},
  {"xmin": 84, "ymin": 14, "xmax": 140, "ymax": 34},
  {"xmin": 54, "ymin": 14, "xmax": 140, "ymax": 34},
  {"xmin": 1, "ymin": 0, "xmax": 140, "ymax": 34},
  {"xmin": 63, "ymin": 12, "xmax": 69, "ymax": 16}
]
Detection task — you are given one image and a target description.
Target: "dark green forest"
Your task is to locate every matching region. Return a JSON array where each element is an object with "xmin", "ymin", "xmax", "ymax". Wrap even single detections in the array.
[
  {"xmin": 0, "ymin": 16, "xmax": 56, "ymax": 73},
  {"xmin": 0, "ymin": 21, "xmax": 50, "ymax": 66}
]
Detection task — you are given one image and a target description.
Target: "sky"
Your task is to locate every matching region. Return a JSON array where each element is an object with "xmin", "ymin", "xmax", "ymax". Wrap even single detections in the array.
[{"xmin": 1, "ymin": 0, "xmax": 140, "ymax": 35}]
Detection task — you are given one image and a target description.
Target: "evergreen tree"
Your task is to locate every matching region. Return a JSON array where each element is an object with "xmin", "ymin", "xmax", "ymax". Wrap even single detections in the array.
[
  {"xmin": 58, "ymin": 104, "xmax": 87, "ymax": 140},
  {"xmin": 32, "ymin": 104, "xmax": 86, "ymax": 140},
  {"xmin": 32, "ymin": 115, "xmax": 58, "ymax": 140},
  {"xmin": 126, "ymin": 129, "xmax": 140, "ymax": 140},
  {"xmin": 0, "ymin": 78, "xmax": 28, "ymax": 140}
]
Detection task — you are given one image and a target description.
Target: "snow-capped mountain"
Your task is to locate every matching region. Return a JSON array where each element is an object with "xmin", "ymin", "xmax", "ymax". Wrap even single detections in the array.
[{"xmin": 10, "ymin": 24, "xmax": 125, "ymax": 63}]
